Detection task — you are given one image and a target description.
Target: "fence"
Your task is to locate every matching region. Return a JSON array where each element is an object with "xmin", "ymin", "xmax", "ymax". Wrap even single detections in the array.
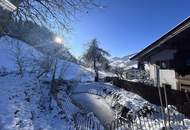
[
  {"xmin": 106, "ymin": 111, "xmax": 186, "ymax": 130},
  {"xmin": 74, "ymin": 111, "xmax": 187, "ymax": 130},
  {"xmin": 106, "ymin": 77, "xmax": 190, "ymax": 117},
  {"xmin": 74, "ymin": 113, "xmax": 104, "ymax": 130}
]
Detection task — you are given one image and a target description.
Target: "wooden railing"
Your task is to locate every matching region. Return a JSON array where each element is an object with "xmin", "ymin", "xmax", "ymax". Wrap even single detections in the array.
[{"xmin": 178, "ymin": 79, "xmax": 190, "ymax": 91}]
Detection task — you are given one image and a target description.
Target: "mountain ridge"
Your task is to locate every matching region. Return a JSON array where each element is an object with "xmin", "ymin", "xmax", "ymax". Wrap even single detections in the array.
[{"xmin": 110, "ymin": 53, "xmax": 138, "ymax": 69}]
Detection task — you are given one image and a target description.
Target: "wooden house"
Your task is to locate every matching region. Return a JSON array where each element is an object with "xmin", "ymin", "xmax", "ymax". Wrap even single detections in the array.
[{"xmin": 131, "ymin": 17, "xmax": 190, "ymax": 91}]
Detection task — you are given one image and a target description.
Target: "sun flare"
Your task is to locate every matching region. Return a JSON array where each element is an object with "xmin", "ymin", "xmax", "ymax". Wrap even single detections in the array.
[{"xmin": 54, "ymin": 36, "xmax": 63, "ymax": 44}]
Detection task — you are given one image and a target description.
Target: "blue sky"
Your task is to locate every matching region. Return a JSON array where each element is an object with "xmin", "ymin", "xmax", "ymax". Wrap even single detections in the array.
[{"xmin": 64, "ymin": 0, "xmax": 190, "ymax": 58}]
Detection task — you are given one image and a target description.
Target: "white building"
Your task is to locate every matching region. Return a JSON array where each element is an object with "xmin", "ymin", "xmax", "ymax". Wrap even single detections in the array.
[{"xmin": 131, "ymin": 17, "xmax": 190, "ymax": 91}]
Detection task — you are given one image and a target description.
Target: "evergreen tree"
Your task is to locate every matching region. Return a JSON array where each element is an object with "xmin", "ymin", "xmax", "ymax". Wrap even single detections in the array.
[{"xmin": 83, "ymin": 39, "xmax": 110, "ymax": 81}]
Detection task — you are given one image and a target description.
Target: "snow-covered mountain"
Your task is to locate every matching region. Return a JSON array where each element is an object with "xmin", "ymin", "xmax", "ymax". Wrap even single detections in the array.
[{"xmin": 110, "ymin": 53, "xmax": 138, "ymax": 69}]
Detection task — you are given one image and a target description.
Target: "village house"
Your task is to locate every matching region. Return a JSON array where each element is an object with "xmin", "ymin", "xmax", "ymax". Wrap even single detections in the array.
[{"xmin": 131, "ymin": 17, "xmax": 190, "ymax": 92}]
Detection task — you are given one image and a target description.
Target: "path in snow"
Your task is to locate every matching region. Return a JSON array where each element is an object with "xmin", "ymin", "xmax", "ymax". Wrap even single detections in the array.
[{"xmin": 72, "ymin": 93, "xmax": 115, "ymax": 126}]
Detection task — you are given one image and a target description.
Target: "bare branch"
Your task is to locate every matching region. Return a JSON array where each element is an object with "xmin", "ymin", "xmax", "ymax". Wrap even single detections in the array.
[{"xmin": 9, "ymin": 0, "xmax": 100, "ymax": 30}]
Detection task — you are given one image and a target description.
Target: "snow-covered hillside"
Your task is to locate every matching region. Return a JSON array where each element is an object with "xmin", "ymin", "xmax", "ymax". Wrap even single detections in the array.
[
  {"xmin": 0, "ymin": 36, "xmax": 97, "ymax": 129},
  {"xmin": 0, "ymin": 36, "xmax": 42, "ymax": 71},
  {"xmin": 0, "ymin": 36, "xmax": 93, "ymax": 81},
  {"xmin": 0, "ymin": 73, "xmax": 78, "ymax": 130},
  {"xmin": 110, "ymin": 53, "xmax": 138, "ymax": 69}
]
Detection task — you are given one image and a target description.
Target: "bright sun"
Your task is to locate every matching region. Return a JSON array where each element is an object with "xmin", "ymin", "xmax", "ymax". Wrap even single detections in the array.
[{"xmin": 54, "ymin": 36, "xmax": 63, "ymax": 44}]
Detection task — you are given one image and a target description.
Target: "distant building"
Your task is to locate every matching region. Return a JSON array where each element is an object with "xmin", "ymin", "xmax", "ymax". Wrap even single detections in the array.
[{"xmin": 131, "ymin": 17, "xmax": 190, "ymax": 91}]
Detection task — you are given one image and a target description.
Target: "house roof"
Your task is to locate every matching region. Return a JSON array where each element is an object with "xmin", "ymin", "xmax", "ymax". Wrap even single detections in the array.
[
  {"xmin": 130, "ymin": 16, "xmax": 190, "ymax": 61},
  {"xmin": 0, "ymin": 0, "xmax": 17, "ymax": 12}
]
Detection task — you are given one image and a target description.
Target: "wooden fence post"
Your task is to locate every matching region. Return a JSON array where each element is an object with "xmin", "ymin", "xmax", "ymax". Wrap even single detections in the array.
[
  {"xmin": 163, "ymin": 85, "xmax": 171, "ymax": 128},
  {"xmin": 156, "ymin": 65, "xmax": 167, "ymax": 129}
]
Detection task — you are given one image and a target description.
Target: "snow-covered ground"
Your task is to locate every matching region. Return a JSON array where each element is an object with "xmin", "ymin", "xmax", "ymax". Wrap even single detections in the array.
[
  {"xmin": 0, "ymin": 73, "xmax": 77, "ymax": 130},
  {"xmin": 72, "ymin": 82, "xmax": 190, "ymax": 130},
  {"xmin": 0, "ymin": 36, "xmax": 42, "ymax": 71},
  {"xmin": 0, "ymin": 36, "xmax": 94, "ymax": 81},
  {"xmin": 0, "ymin": 36, "xmax": 107, "ymax": 130},
  {"xmin": 72, "ymin": 93, "xmax": 115, "ymax": 125},
  {"xmin": 0, "ymin": 36, "xmax": 190, "ymax": 130}
]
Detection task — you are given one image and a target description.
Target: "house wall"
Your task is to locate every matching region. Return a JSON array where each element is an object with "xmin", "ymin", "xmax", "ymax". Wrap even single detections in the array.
[
  {"xmin": 148, "ymin": 47, "xmax": 178, "ymax": 90},
  {"xmin": 149, "ymin": 64, "xmax": 177, "ymax": 89},
  {"xmin": 149, "ymin": 64, "xmax": 157, "ymax": 86},
  {"xmin": 159, "ymin": 69, "xmax": 177, "ymax": 89},
  {"xmin": 150, "ymin": 49, "xmax": 176, "ymax": 64}
]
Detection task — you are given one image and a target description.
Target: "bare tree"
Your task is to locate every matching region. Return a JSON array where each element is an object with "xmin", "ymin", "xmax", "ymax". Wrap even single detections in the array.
[
  {"xmin": 0, "ymin": 0, "xmax": 101, "ymax": 36},
  {"xmin": 112, "ymin": 67, "xmax": 125, "ymax": 79},
  {"xmin": 31, "ymin": 55, "xmax": 54, "ymax": 79},
  {"xmin": 83, "ymin": 38, "xmax": 110, "ymax": 81},
  {"xmin": 59, "ymin": 62, "xmax": 70, "ymax": 79},
  {"xmin": 101, "ymin": 60, "xmax": 111, "ymax": 72},
  {"xmin": 10, "ymin": 41, "xmax": 26, "ymax": 77},
  {"xmin": 32, "ymin": 45, "xmax": 62, "ymax": 80}
]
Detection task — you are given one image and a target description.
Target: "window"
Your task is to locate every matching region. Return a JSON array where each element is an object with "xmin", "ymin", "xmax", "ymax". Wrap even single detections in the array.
[
  {"xmin": 156, "ymin": 61, "xmax": 161, "ymax": 67},
  {"xmin": 156, "ymin": 60, "xmax": 170, "ymax": 69},
  {"xmin": 185, "ymin": 58, "xmax": 190, "ymax": 66},
  {"xmin": 162, "ymin": 84, "xmax": 172, "ymax": 90},
  {"xmin": 161, "ymin": 61, "xmax": 167, "ymax": 69}
]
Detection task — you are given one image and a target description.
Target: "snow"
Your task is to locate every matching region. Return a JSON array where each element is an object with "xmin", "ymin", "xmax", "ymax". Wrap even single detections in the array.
[
  {"xmin": 110, "ymin": 54, "xmax": 138, "ymax": 70},
  {"xmin": 56, "ymin": 61, "xmax": 93, "ymax": 82},
  {"xmin": 0, "ymin": 36, "xmax": 94, "ymax": 81},
  {"xmin": 0, "ymin": 36, "xmax": 189, "ymax": 130},
  {"xmin": 0, "ymin": 74, "xmax": 76, "ymax": 130},
  {"xmin": 56, "ymin": 90, "xmax": 79, "ymax": 119},
  {"xmin": 0, "ymin": 36, "xmax": 43, "ymax": 71},
  {"xmin": 72, "ymin": 93, "xmax": 115, "ymax": 125},
  {"xmin": 0, "ymin": 36, "xmax": 105, "ymax": 130},
  {"xmin": 72, "ymin": 82, "xmax": 190, "ymax": 130},
  {"xmin": 81, "ymin": 66, "xmax": 114, "ymax": 79},
  {"xmin": 73, "ymin": 82, "xmax": 149, "ymax": 113}
]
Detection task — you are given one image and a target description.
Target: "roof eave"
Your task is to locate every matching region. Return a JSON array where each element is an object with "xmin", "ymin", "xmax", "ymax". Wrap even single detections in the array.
[{"xmin": 130, "ymin": 16, "xmax": 190, "ymax": 61}]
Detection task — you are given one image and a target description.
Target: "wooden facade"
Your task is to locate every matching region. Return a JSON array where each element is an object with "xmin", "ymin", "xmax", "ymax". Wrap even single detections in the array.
[{"xmin": 131, "ymin": 17, "xmax": 190, "ymax": 91}]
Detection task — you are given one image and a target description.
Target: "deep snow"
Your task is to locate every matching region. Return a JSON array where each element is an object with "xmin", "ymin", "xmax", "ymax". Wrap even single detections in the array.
[
  {"xmin": 72, "ymin": 93, "xmax": 115, "ymax": 125},
  {"xmin": 72, "ymin": 82, "xmax": 190, "ymax": 130},
  {"xmin": 0, "ymin": 74, "xmax": 76, "ymax": 130},
  {"xmin": 0, "ymin": 36, "xmax": 190, "ymax": 130}
]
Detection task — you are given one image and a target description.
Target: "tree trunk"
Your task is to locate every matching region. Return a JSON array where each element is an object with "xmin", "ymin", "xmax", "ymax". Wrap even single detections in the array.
[
  {"xmin": 93, "ymin": 59, "xmax": 99, "ymax": 82},
  {"xmin": 49, "ymin": 60, "xmax": 57, "ymax": 110},
  {"xmin": 95, "ymin": 69, "xmax": 99, "ymax": 82},
  {"xmin": 51, "ymin": 61, "xmax": 57, "ymax": 93}
]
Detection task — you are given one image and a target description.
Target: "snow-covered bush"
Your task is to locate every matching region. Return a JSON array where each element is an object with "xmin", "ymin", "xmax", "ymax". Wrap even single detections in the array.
[
  {"xmin": 137, "ymin": 104, "xmax": 157, "ymax": 117},
  {"xmin": 111, "ymin": 66, "xmax": 125, "ymax": 79},
  {"xmin": 125, "ymin": 68, "xmax": 154, "ymax": 85}
]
